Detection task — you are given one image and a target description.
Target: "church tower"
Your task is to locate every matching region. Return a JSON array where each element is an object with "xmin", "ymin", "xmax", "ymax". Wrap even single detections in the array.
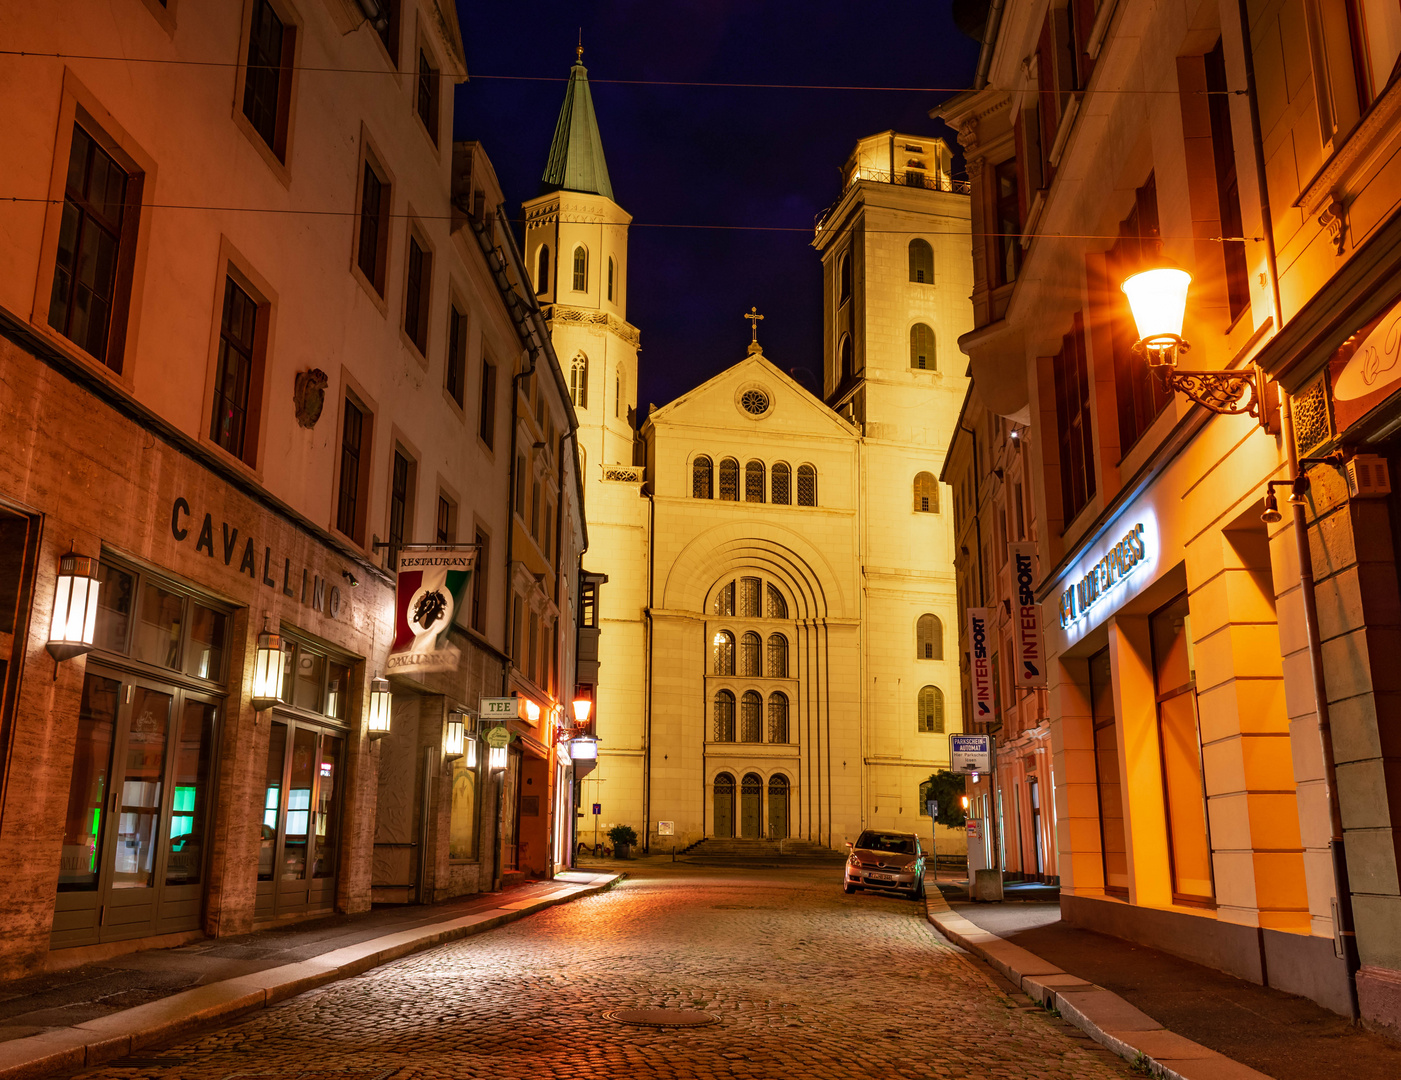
[{"xmin": 523, "ymin": 51, "xmax": 649, "ymax": 835}]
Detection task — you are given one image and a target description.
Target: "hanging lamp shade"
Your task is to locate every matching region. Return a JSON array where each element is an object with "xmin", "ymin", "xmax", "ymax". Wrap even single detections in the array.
[{"xmin": 1121, "ymin": 262, "xmax": 1192, "ymax": 344}]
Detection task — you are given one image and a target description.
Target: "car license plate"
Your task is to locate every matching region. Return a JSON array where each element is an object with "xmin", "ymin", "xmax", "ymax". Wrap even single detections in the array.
[{"xmin": 868, "ymin": 873, "xmax": 895, "ymax": 882}]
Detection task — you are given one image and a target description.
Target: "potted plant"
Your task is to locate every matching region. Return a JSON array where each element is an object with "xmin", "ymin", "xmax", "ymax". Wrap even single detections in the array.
[{"xmin": 608, "ymin": 824, "xmax": 638, "ymax": 859}]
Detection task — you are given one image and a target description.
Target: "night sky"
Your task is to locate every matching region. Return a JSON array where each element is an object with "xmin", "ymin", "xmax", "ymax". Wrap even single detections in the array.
[{"xmin": 452, "ymin": 2, "xmax": 980, "ymax": 414}]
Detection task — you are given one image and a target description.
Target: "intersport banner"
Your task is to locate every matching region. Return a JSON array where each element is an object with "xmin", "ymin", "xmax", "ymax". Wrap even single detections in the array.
[
  {"xmin": 966, "ymin": 607, "xmax": 993, "ymax": 722},
  {"xmin": 1009, "ymin": 542, "xmax": 1047, "ymax": 687},
  {"xmin": 387, "ymin": 548, "xmax": 477, "ymax": 674}
]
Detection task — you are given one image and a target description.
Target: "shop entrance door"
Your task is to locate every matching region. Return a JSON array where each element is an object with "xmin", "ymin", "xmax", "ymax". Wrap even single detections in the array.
[
  {"xmin": 52, "ymin": 667, "xmax": 219, "ymax": 948},
  {"xmin": 255, "ymin": 718, "xmax": 345, "ymax": 921},
  {"xmin": 1029, "ymin": 778, "xmax": 1044, "ymax": 876}
]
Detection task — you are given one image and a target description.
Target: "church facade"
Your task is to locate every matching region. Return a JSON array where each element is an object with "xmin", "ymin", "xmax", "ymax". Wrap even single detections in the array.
[{"xmin": 526, "ymin": 60, "xmax": 973, "ymax": 851}]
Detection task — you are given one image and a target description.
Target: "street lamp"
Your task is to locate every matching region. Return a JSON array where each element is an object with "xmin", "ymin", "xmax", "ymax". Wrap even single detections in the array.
[
  {"xmin": 250, "ymin": 620, "xmax": 285, "ymax": 710},
  {"xmin": 1122, "ymin": 258, "xmax": 1270, "ymax": 422},
  {"xmin": 572, "ymin": 696, "xmax": 593, "ymax": 724},
  {"xmin": 47, "ymin": 550, "xmax": 101, "ymax": 662},
  {"xmin": 367, "ymin": 675, "xmax": 392, "ymax": 738}
]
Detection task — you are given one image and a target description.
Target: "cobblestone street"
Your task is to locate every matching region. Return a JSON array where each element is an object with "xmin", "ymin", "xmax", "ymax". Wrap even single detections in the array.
[{"xmin": 68, "ymin": 865, "xmax": 1135, "ymax": 1080}]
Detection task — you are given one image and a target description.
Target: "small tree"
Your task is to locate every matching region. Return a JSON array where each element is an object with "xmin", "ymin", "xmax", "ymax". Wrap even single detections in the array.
[
  {"xmin": 607, "ymin": 824, "xmax": 638, "ymax": 847},
  {"xmin": 920, "ymin": 770, "xmax": 968, "ymax": 827}
]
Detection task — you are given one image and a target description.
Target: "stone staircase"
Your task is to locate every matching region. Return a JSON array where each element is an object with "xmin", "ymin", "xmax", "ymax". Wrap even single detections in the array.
[{"xmin": 680, "ymin": 837, "xmax": 846, "ymax": 865}]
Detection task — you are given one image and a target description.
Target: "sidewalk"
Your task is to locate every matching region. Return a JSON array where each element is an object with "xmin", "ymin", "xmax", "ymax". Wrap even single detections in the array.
[
  {"xmin": 0, "ymin": 869, "xmax": 622, "ymax": 1080},
  {"xmin": 924, "ymin": 889, "xmax": 1401, "ymax": 1080}
]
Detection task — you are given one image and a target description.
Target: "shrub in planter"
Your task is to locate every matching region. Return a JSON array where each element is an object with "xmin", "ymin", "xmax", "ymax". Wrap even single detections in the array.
[{"xmin": 608, "ymin": 824, "xmax": 638, "ymax": 859}]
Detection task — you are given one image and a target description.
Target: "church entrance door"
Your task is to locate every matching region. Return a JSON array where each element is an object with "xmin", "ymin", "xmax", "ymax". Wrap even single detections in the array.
[
  {"xmin": 767, "ymin": 775, "xmax": 788, "ymax": 839},
  {"xmin": 713, "ymin": 773, "xmax": 735, "ymax": 837},
  {"xmin": 740, "ymin": 773, "xmax": 762, "ymax": 838}
]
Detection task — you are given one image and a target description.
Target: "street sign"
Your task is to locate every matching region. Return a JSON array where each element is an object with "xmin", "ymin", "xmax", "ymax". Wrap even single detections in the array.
[
  {"xmin": 926, "ymin": 799, "xmax": 938, "ymax": 821},
  {"xmin": 950, "ymin": 733, "xmax": 992, "ymax": 773},
  {"xmin": 479, "ymin": 696, "xmax": 521, "ymax": 719},
  {"xmin": 484, "ymin": 725, "xmax": 512, "ymax": 749},
  {"xmin": 592, "ymin": 803, "xmax": 602, "ymax": 815}
]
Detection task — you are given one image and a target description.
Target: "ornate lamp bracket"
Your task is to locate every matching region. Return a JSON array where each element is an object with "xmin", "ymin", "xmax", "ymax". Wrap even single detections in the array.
[{"xmin": 1134, "ymin": 336, "xmax": 1271, "ymax": 426}]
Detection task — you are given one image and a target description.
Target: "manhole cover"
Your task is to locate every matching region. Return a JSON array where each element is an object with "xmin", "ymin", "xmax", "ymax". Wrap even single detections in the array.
[{"xmin": 603, "ymin": 1009, "xmax": 719, "ymax": 1028}]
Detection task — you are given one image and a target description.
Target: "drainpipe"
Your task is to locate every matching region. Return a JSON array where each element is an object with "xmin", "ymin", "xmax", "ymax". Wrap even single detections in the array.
[
  {"xmin": 974, "ymin": 0, "xmax": 1007, "ymax": 91},
  {"xmin": 643, "ymin": 477, "xmax": 655, "ymax": 854},
  {"xmin": 1235, "ymin": 0, "xmax": 1359, "ymax": 1013}
]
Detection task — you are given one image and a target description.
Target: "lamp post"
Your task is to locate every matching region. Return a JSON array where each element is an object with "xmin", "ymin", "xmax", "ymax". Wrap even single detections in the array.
[{"xmin": 1122, "ymin": 259, "xmax": 1271, "ymax": 423}]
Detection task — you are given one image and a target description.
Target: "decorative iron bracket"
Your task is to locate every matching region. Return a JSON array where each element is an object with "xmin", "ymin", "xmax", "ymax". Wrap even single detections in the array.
[{"xmin": 1135, "ymin": 336, "xmax": 1271, "ymax": 425}]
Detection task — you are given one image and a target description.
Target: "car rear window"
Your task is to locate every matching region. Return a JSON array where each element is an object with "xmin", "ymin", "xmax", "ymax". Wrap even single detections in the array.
[{"xmin": 855, "ymin": 832, "xmax": 915, "ymax": 854}]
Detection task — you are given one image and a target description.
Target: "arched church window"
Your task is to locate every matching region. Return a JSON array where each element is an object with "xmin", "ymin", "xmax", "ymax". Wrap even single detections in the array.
[
  {"xmin": 713, "ymin": 580, "xmax": 734, "ymax": 616},
  {"xmin": 693, "ymin": 456, "xmax": 713, "ymax": 499},
  {"xmin": 745, "ymin": 460, "xmax": 766, "ymax": 503},
  {"xmin": 909, "ymin": 239, "xmax": 933, "ymax": 283},
  {"xmin": 767, "ymin": 633, "xmax": 788, "ymax": 678},
  {"xmin": 771, "ymin": 462, "xmax": 791, "ymax": 505},
  {"xmin": 740, "ymin": 691, "xmax": 762, "ymax": 742},
  {"xmin": 739, "ymin": 632, "xmax": 762, "ymax": 676},
  {"xmin": 713, "ymin": 692, "xmax": 735, "ymax": 742},
  {"xmin": 917, "ymin": 614, "xmax": 943, "ymax": 660},
  {"xmin": 536, "ymin": 245, "xmax": 550, "ymax": 295},
  {"xmin": 914, "ymin": 472, "xmax": 939, "ymax": 512},
  {"xmin": 570, "ymin": 353, "xmax": 588, "ymax": 409},
  {"xmin": 910, "ymin": 324, "xmax": 936, "ymax": 370},
  {"xmin": 797, "ymin": 465, "xmax": 817, "ymax": 506},
  {"xmin": 765, "ymin": 584, "xmax": 788, "ymax": 619},
  {"xmin": 718, "ymin": 458, "xmax": 740, "ymax": 501},
  {"xmin": 918, "ymin": 685, "xmax": 945, "ymax": 732},
  {"xmin": 767, "ymin": 693, "xmax": 789, "ymax": 743},
  {"xmin": 838, "ymin": 334, "xmax": 853, "ymax": 384},
  {"xmin": 607, "ymin": 257, "xmax": 615, "ymax": 301},
  {"xmin": 572, "ymin": 246, "xmax": 587, "ymax": 291},
  {"xmin": 712, "ymin": 630, "xmax": 734, "ymax": 675},
  {"xmin": 839, "ymin": 251, "xmax": 852, "ymax": 302},
  {"xmin": 739, "ymin": 577, "xmax": 761, "ymax": 617},
  {"xmin": 615, "ymin": 366, "xmax": 622, "ymax": 418}
]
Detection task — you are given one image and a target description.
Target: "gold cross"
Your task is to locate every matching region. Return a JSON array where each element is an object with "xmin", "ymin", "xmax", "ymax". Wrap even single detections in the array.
[{"xmin": 745, "ymin": 306, "xmax": 764, "ymax": 345}]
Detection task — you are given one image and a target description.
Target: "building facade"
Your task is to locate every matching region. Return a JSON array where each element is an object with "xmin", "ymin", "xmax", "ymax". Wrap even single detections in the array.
[
  {"xmin": 0, "ymin": 0, "xmax": 579, "ymax": 978},
  {"xmin": 939, "ymin": 0, "xmax": 1401, "ymax": 1035}
]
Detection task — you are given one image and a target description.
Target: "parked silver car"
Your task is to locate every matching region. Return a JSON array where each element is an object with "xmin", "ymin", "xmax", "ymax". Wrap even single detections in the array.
[{"xmin": 843, "ymin": 830, "xmax": 925, "ymax": 899}]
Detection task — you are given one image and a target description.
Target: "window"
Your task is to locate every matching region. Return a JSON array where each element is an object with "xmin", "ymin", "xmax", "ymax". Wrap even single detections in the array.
[
  {"xmin": 994, "ymin": 159, "xmax": 1022, "ymax": 286},
  {"xmin": 1053, "ymin": 312, "xmax": 1095, "ymax": 521},
  {"xmin": 771, "ymin": 462, "xmax": 791, "ymax": 505},
  {"xmin": 908, "ymin": 239, "xmax": 933, "ymax": 283},
  {"xmin": 745, "ymin": 460, "xmax": 766, "ymax": 502},
  {"xmin": 404, "ymin": 234, "xmax": 431, "ymax": 354},
  {"xmin": 1090, "ymin": 646, "xmax": 1128, "ymax": 895},
  {"xmin": 797, "ymin": 465, "xmax": 817, "ymax": 506},
  {"xmin": 514, "ymin": 454, "xmax": 526, "ymax": 517},
  {"xmin": 1347, "ymin": 0, "xmax": 1401, "ymax": 109},
  {"xmin": 572, "ymin": 246, "xmax": 587, "ymax": 291},
  {"xmin": 765, "ymin": 584, "xmax": 788, "ymax": 619},
  {"xmin": 839, "ymin": 251, "xmax": 852, "ymax": 302},
  {"xmin": 838, "ymin": 335, "xmax": 853, "ymax": 384},
  {"xmin": 241, "ymin": 0, "xmax": 294, "ymax": 159},
  {"xmin": 916, "ymin": 614, "xmax": 943, "ymax": 660},
  {"xmin": 607, "ymin": 257, "xmax": 615, "ymax": 301},
  {"xmin": 739, "ymin": 632, "xmax": 761, "ymax": 676},
  {"xmin": 92, "ymin": 557, "xmax": 231, "ymax": 682},
  {"xmin": 913, "ymin": 472, "xmax": 939, "ymax": 513},
  {"xmin": 718, "ymin": 458, "xmax": 740, "ymax": 501},
  {"xmin": 440, "ymin": 303, "xmax": 467, "ymax": 409},
  {"xmin": 356, "ymin": 160, "xmax": 388, "ymax": 295},
  {"xmin": 740, "ymin": 691, "xmax": 762, "ymax": 742},
  {"xmin": 372, "ymin": 0, "xmax": 399, "ymax": 61},
  {"xmin": 531, "ymin": 478, "xmax": 542, "ymax": 540},
  {"xmin": 210, "ymin": 276, "xmax": 261, "ymax": 464},
  {"xmin": 910, "ymin": 324, "xmax": 936, "ymax": 370},
  {"xmin": 279, "ymin": 635, "xmax": 352, "ymax": 720},
  {"xmin": 713, "ymin": 691, "xmax": 735, "ymax": 742},
  {"xmin": 336, "ymin": 396, "xmax": 370, "ymax": 542},
  {"xmin": 692, "ymin": 456, "xmax": 713, "ymax": 498},
  {"xmin": 712, "ymin": 581, "xmax": 735, "ymax": 616},
  {"xmin": 767, "ymin": 634, "xmax": 788, "ymax": 678},
  {"xmin": 579, "ymin": 579, "xmax": 599, "ymax": 627},
  {"xmin": 1109, "ymin": 174, "xmax": 1172, "ymax": 451},
  {"xmin": 712, "ymin": 630, "xmax": 734, "ymax": 675},
  {"xmin": 470, "ymin": 529, "xmax": 488, "ymax": 632},
  {"xmin": 767, "ymin": 692, "xmax": 789, "ymax": 743},
  {"xmin": 544, "ymin": 504, "xmax": 554, "ymax": 560},
  {"xmin": 919, "ymin": 780, "xmax": 936, "ymax": 816},
  {"xmin": 388, "ymin": 449, "xmax": 413, "ymax": 568},
  {"xmin": 615, "ymin": 366, "xmax": 623, "ymax": 418},
  {"xmin": 739, "ymin": 577, "xmax": 761, "ymax": 618},
  {"xmin": 570, "ymin": 353, "xmax": 588, "ymax": 409},
  {"xmin": 48, "ymin": 125, "xmax": 134, "ymax": 368},
  {"xmin": 510, "ymin": 594, "xmax": 522, "ymax": 660},
  {"xmin": 478, "ymin": 356, "xmax": 496, "ymax": 446},
  {"xmin": 416, "ymin": 48, "xmax": 439, "ymax": 144},
  {"xmin": 436, "ymin": 494, "xmax": 455, "ymax": 544},
  {"xmin": 918, "ymin": 686, "xmax": 945, "ymax": 733},
  {"xmin": 536, "ymin": 246, "xmax": 550, "ymax": 294},
  {"xmin": 528, "ymin": 613, "xmax": 539, "ymax": 684},
  {"xmin": 1204, "ymin": 40, "xmax": 1250, "ymax": 324}
]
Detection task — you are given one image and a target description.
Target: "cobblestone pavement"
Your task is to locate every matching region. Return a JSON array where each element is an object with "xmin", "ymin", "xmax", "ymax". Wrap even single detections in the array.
[{"xmin": 73, "ymin": 865, "xmax": 1135, "ymax": 1080}]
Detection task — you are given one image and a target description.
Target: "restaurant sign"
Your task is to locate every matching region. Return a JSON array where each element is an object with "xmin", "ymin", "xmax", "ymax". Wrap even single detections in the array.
[
  {"xmin": 1330, "ymin": 300, "xmax": 1401, "ymax": 432},
  {"xmin": 387, "ymin": 548, "xmax": 477, "ymax": 674},
  {"xmin": 1059, "ymin": 522, "xmax": 1148, "ymax": 627}
]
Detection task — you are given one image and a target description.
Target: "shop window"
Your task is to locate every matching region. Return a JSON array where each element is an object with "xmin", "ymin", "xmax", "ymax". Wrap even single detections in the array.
[
  {"xmin": 449, "ymin": 752, "xmax": 479, "ymax": 860},
  {"xmin": 917, "ymin": 614, "xmax": 943, "ymax": 660},
  {"xmin": 712, "ymin": 630, "xmax": 734, "ymax": 675},
  {"xmin": 713, "ymin": 691, "xmax": 735, "ymax": 741},
  {"xmin": 692, "ymin": 455, "xmax": 713, "ymax": 498},
  {"xmin": 92, "ymin": 558, "xmax": 230, "ymax": 682},
  {"xmin": 745, "ymin": 460, "xmax": 766, "ymax": 502},
  {"xmin": 767, "ymin": 692, "xmax": 789, "ymax": 742},
  {"xmin": 908, "ymin": 239, "xmax": 933, "ymax": 283},
  {"xmin": 914, "ymin": 472, "xmax": 939, "ymax": 512},
  {"xmin": 241, "ymin": 0, "xmax": 295, "ymax": 161},
  {"xmin": 918, "ymin": 685, "xmax": 945, "ymax": 733},
  {"xmin": 718, "ymin": 458, "xmax": 740, "ymax": 501},
  {"xmin": 910, "ymin": 324, "xmax": 936, "ymax": 370},
  {"xmin": 478, "ymin": 355, "xmax": 496, "ymax": 447},
  {"xmin": 1052, "ymin": 312, "xmax": 1095, "ymax": 521},
  {"xmin": 446, "ymin": 303, "xmax": 467, "ymax": 407},
  {"xmin": 1151, "ymin": 593, "xmax": 1214, "ymax": 905},
  {"xmin": 279, "ymin": 636, "xmax": 352, "ymax": 721},
  {"xmin": 767, "ymin": 633, "xmax": 788, "ymax": 678},
  {"xmin": 1109, "ymin": 175, "xmax": 1173, "ymax": 452},
  {"xmin": 416, "ymin": 47, "xmax": 440, "ymax": 144},
  {"xmin": 356, "ymin": 157, "xmax": 390, "ymax": 296},
  {"xmin": 1204, "ymin": 40, "xmax": 1250, "ymax": 324},
  {"xmin": 797, "ymin": 464, "xmax": 818, "ymax": 506},
  {"xmin": 740, "ymin": 691, "xmax": 762, "ymax": 742},
  {"xmin": 766, "ymin": 584, "xmax": 788, "ymax": 619},
  {"xmin": 771, "ymin": 462, "xmax": 791, "ymax": 505},
  {"xmin": 404, "ymin": 232, "xmax": 432, "ymax": 355}
]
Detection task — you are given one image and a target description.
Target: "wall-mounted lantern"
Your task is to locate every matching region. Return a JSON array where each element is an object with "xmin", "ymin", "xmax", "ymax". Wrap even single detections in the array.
[
  {"xmin": 250, "ymin": 621, "xmax": 285, "ymax": 710},
  {"xmin": 523, "ymin": 698, "xmax": 541, "ymax": 724},
  {"xmin": 367, "ymin": 675, "xmax": 392, "ymax": 738},
  {"xmin": 572, "ymin": 696, "xmax": 593, "ymax": 724},
  {"xmin": 47, "ymin": 551, "xmax": 101, "ymax": 662},
  {"xmin": 443, "ymin": 711, "xmax": 467, "ymax": 760},
  {"xmin": 569, "ymin": 732, "xmax": 599, "ymax": 761},
  {"xmin": 488, "ymin": 744, "xmax": 508, "ymax": 771}
]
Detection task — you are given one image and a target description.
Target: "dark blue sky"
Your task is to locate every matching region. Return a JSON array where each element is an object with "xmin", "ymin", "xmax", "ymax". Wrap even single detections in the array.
[{"xmin": 453, "ymin": 2, "xmax": 980, "ymax": 411}]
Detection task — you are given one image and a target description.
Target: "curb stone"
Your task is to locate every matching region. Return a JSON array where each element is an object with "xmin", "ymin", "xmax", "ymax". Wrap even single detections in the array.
[
  {"xmin": 0, "ymin": 871, "xmax": 624, "ymax": 1080},
  {"xmin": 922, "ymin": 887, "xmax": 1277, "ymax": 1080}
]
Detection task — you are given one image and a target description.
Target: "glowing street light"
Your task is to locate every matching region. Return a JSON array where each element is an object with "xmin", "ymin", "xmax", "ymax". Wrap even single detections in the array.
[{"xmin": 47, "ymin": 550, "xmax": 101, "ymax": 662}]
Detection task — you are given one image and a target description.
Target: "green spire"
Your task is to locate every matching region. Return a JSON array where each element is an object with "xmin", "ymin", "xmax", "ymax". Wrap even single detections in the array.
[{"xmin": 540, "ymin": 51, "xmax": 614, "ymax": 201}]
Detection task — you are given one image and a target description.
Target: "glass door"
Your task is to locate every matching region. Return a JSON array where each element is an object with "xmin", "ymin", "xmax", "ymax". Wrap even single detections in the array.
[{"xmin": 255, "ymin": 718, "xmax": 344, "ymax": 920}]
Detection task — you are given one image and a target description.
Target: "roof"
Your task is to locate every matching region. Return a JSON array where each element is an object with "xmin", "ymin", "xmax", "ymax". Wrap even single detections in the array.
[{"xmin": 540, "ymin": 60, "xmax": 614, "ymax": 201}]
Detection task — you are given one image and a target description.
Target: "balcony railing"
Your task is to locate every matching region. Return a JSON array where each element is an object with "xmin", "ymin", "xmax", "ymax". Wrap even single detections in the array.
[{"xmin": 815, "ymin": 169, "xmax": 971, "ymax": 235}]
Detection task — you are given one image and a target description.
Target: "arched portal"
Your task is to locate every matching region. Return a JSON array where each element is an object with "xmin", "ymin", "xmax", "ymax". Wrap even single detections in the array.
[
  {"xmin": 713, "ymin": 772, "xmax": 735, "ymax": 838},
  {"xmin": 740, "ymin": 772, "xmax": 763, "ymax": 838},
  {"xmin": 768, "ymin": 775, "xmax": 789, "ymax": 839}
]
